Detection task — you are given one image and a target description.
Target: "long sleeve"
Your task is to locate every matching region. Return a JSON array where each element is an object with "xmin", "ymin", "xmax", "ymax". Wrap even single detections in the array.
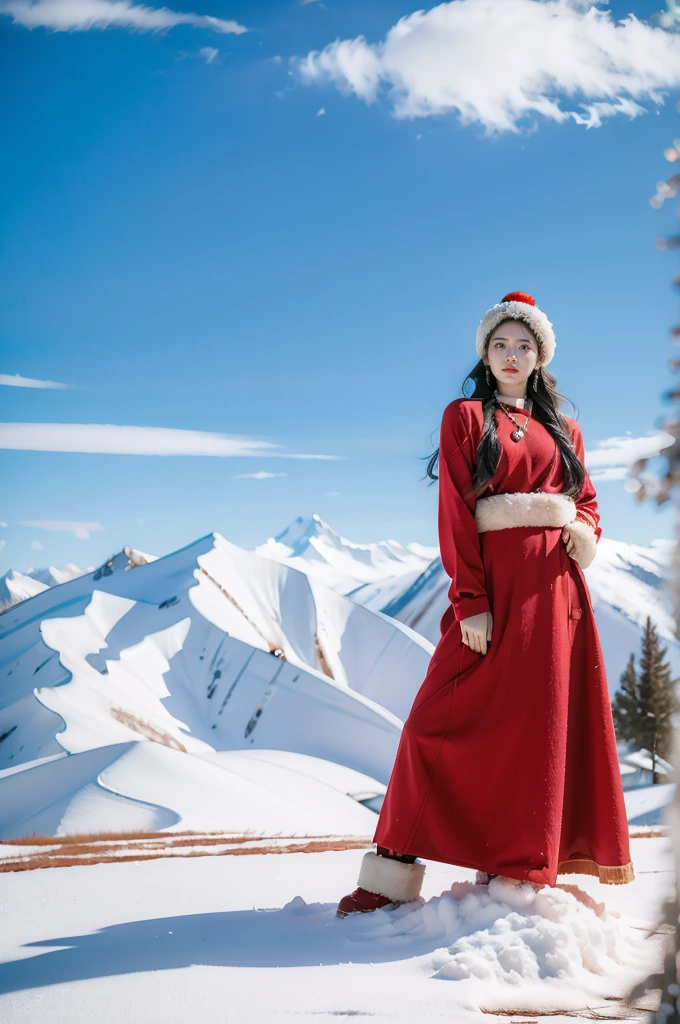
[
  {"xmin": 438, "ymin": 402, "xmax": 490, "ymax": 621},
  {"xmin": 568, "ymin": 420, "xmax": 602, "ymax": 544}
]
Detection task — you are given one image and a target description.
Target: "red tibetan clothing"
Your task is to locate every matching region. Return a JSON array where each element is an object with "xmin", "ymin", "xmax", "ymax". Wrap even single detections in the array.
[{"xmin": 374, "ymin": 397, "xmax": 634, "ymax": 887}]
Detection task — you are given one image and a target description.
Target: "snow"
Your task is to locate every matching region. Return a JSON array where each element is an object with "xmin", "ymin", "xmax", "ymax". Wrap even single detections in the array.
[
  {"xmin": 0, "ymin": 563, "xmax": 89, "ymax": 607},
  {"xmin": 0, "ymin": 836, "xmax": 671, "ymax": 1022},
  {"xmin": 0, "ymin": 570, "xmax": 49, "ymax": 605},
  {"xmin": 28, "ymin": 564, "xmax": 91, "ymax": 588},
  {"xmin": 0, "ymin": 741, "xmax": 382, "ymax": 839},
  {"xmin": 0, "ymin": 531, "xmax": 429, "ymax": 785},
  {"xmin": 0, "ymin": 511, "xmax": 676, "ymax": 1020},
  {"xmin": 625, "ymin": 783, "xmax": 677, "ymax": 826},
  {"xmin": 1, "ymin": 515, "xmax": 677, "ymax": 841},
  {"xmin": 254, "ymin": 513, "xmax": 437, "ymax": 592}
]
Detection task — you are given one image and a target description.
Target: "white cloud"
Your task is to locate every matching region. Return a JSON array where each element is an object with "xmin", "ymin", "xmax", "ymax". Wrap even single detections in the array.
[
  {"xmin": 18, "ymin": 519, "xmax": 105, "ymax": 539},
  {"xmin": 0, "ymin": 522, "xmax": 7, "ymax": 528},
  {"xmin": 0, "ymin": 0, "xmax": 246, "ymax": 34},
  {"xmin": 233, "ymin": 471, "xmax": 287, "ymax": 479},
  {"xmin": 296, "ymin": 0, "xmax": 680, "ymax": 133},
  {"xmin": 325, "ymin": 490, "xmax": 341, "ymax": 496},
  {"xmin": 0, "ymin": 422, "xmax": 343, "ymax": 460},
  {"xmin": 585, "ymin": 431, "xmax": 675, "ymax": 480},
  {"xmin": 0, "ymin": 372, "xmax": 72, "ymax": 389},
  {"xmin": 199, "ymin": 45, "xmax": 218, "ymax": 63},
  {"xmin": 0, "ymin": 540, "xmax": 5, "ymax": 553},
  {"xmin": 316, "ymin": 107, "xmax": 325, "ymax": 116},
  {"xmin": 30, "ymin": 539, "xmax": 44, "ymax": 551}
]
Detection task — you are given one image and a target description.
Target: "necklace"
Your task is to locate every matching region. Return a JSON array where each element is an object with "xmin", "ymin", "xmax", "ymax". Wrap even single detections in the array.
[{"xmin": 494, "ymin": 395, "xmax": 530, "ymax": 442}]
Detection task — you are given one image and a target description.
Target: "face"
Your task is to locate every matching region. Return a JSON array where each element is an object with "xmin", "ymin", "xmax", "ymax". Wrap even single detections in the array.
[{"xmin": 484, "ymin": 319, "xmax": 540, "ymax": 395}]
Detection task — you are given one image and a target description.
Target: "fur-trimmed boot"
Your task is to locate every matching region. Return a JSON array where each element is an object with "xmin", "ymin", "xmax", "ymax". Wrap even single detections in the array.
[{"xmin": 336, "ymin": 850, "xmax": 426, "ymax": 918}]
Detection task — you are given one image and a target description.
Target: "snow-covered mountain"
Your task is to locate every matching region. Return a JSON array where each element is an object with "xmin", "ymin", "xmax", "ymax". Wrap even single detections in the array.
[
  {"xmin": 255, "ymin": 513, "xmax": 437, "ymax": 593},
  {"xmin": 0, "ymin": 562, "xmax": 91, "ymax": 607},
  {"xmin": 0, "ymin": 529, "xmax": 434, "ymax": 837},
  {"xmin": 0, "ymin": 513, "xmax": 676, "ymax": 839}
]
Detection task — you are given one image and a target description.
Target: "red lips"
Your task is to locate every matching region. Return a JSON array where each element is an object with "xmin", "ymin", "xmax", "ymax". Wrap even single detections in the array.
[{"xmin": 502, "ymin": 368, "xmax": 518, "ymax": 373}]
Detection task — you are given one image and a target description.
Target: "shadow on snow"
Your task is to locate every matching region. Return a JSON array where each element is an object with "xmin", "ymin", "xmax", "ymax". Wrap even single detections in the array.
[{"xmin": 0, "ymin": 902, "xmax": 439, "ymax": 993}]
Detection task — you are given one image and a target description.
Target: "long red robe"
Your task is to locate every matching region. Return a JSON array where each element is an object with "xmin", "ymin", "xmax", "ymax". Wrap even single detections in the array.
[{"xmin": 374, "ymin": 397, "xmax": 634, "ymax": 887}]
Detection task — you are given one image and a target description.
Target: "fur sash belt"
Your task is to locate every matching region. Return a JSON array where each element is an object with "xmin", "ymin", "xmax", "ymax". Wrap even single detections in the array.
[{"xmin": 475, "ymin": 491, "xmax": 577, "ymax": 533}]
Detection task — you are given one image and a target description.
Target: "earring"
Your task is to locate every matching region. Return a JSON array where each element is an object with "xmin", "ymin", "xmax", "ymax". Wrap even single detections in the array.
[{"xmin": 485, "ymin": 365, "xmax": 491, "ymax": 386}]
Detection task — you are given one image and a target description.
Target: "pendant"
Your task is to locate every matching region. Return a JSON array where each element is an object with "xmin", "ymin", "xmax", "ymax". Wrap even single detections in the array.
[{"xmin": 511, "ymin": 429, "xmax": 524, "ymax": 442}]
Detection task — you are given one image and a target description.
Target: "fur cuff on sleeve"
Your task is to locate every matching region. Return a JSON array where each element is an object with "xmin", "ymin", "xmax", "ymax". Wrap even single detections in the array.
[
  {"xmin": 565, "ymin": 518, "xmax": 597, "ymax": 570},
  {"xmin": 357, "ymin": 850, "xmax": 425, "ymax": 903}
]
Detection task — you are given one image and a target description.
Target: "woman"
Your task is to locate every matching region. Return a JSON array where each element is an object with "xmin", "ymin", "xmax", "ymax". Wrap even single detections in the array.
[{"xmin": 337, "ymin": 291, "xmax": 634, "ymax": 918}]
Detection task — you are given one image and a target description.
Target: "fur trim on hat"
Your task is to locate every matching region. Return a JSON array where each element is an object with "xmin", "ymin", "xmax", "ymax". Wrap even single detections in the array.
[
  {"xmin": 564, "ymin": 517, "xmax": 597, "ymax": 569},
  {"xmin": 475, "ymin": 491, "xmax": 576, "ymax": 532},
  {"xmin": 357, "ymin": 851, "xmax": 425, "ymax": 903},
  {"xmin": 476, "ymin": 298, "xmax": 556, "ymax": 365}
]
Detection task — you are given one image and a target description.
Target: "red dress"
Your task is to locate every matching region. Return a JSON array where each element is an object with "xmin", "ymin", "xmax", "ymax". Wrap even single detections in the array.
[{"xmin": 374, "ymin": 397, "xmax": 634, "ymax": 887}]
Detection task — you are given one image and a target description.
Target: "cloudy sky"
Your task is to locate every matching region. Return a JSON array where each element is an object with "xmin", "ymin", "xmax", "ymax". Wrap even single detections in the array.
[{"xmin": 1, "ymin": 0, "xmax": 680, "ymax": 572}]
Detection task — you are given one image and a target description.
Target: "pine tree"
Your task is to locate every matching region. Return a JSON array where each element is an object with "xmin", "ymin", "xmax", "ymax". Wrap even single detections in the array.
[
  {"xmin": 612, "ymin": 653, "xmax": 641, "ymax": 745},
  {"xmin": 638, "ymin": 616, "xmax": 677, "ymax": 781},
  {"xmin": 612, "ymin": 617, "xmax": 679, "ymax": 783}
]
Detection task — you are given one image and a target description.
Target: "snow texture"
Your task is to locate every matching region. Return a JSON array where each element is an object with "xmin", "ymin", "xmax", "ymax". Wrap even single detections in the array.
[
  {"xmin": 0, "ymin": 530, "xmax": 430, "ymax": 778},
  {"xmin": 0, "ymin": 840, "xmax": 671, "ymax": 1022},
  {"xmin": 0, "ymin": 741, "xmax": 381, "ymax": 838}
]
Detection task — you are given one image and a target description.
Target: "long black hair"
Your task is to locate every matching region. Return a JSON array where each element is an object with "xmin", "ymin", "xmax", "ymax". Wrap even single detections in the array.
[{"xmin": 422, "ymin": 329, "xmax": 585, "ymax": 500}]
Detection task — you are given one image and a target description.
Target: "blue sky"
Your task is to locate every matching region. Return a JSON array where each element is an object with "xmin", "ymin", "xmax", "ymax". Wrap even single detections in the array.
[{"xmin": 1, "ymin": 0, "xmax": 680, "ymax": 574}]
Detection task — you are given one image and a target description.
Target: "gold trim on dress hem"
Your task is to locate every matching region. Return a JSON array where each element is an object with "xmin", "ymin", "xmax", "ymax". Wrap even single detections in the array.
[{"xmin": 557, "ymin": 858, "xmax": 635, "ymax": 885}]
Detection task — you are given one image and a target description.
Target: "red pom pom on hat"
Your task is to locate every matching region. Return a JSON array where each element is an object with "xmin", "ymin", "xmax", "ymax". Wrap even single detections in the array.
[{"xmin": 501, "ymin": 291, "xmax": 536, "ymax": 306}]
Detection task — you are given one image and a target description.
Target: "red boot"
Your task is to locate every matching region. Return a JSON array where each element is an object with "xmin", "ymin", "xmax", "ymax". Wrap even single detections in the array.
[
  {"xmin": 336, "ymin": 850, "xmax": 426, "ymax": 918},
  {"xmin": 336, "ymin": 887, "xmax": 394, "ymax": 917}
]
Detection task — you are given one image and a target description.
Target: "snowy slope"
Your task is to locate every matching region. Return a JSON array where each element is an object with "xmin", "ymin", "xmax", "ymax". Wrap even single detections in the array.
[
  {"xmin": 0, "ymin": 533, "xmax": 433, "ymax": 789},
  {"xmin": 0, "ymin": 741, "xmax": 382, "ymax": 839},
  {"xmin": 0, "ymin": 836, "xmax": 671, "ymax": 1022}
]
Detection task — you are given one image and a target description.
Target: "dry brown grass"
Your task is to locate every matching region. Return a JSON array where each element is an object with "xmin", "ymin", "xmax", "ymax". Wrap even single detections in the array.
[
  {"xmin": 3, "ymin": 829, "xmax": 245, "ymax": 846},
  {"xmin": 109, "ymin": 706, "xmax": 188, "ymax": 752},
  {"xmin": 0, "ymin": 832, "xmax": 373, "ymax": 873},
  {"xmin": 628, "ymin": 826, "xmax": 669, "ymax": 838},
  {"xmin": 0, "ymin": 823, "xmax": 664, "ymax": 875}
]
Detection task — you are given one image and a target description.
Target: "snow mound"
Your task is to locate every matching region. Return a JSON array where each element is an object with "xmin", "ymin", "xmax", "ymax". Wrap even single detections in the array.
[
  {"xmin": 329, "ymin": 877, "xmax": 651, "ymax": 1013},
  {"xmin": 0, "ymin": 740, "xmax": 380, "ymax": 839}
]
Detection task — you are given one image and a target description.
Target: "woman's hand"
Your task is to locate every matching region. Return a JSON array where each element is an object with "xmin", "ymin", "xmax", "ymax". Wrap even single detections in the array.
[
  {"xmin": 561, "ymin": 520, "xmax": 597, "ymax": 570},
  {"xmin": 561, "ymin": 523, "xmax": 576, "ymax": 559},
  {"xmin": 460, "ymin": 611, "xmax": 493, "ymax": 655}
]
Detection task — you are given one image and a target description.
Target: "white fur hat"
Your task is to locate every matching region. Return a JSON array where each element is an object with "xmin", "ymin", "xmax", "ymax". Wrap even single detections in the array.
[{"xmin": 476, "ymin": 291, "xmax": 556, "ymax": 365}]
